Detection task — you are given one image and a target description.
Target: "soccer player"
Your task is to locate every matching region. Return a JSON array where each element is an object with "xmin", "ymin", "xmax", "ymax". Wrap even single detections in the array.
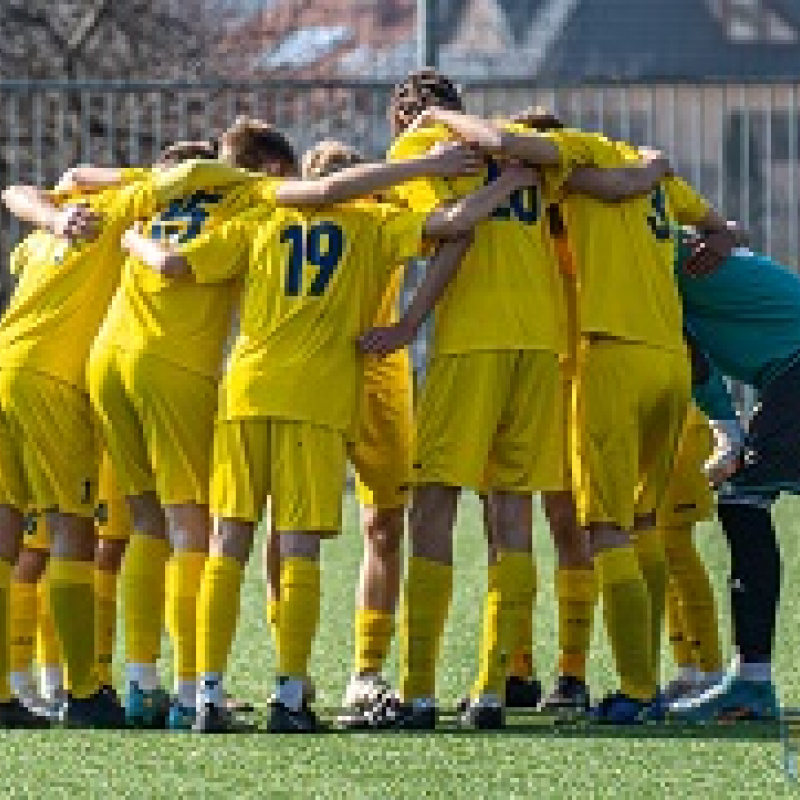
[
  {"xmin": 658, "ymin": 404, "xmax": 724, "ymax": 704},
  {"xmin": 298, "ymin": 140, "xmax": 415, "ymax": 721},
  {"xmin": 667, "ymin": 230, "xmax": 800, "ymax": 721},
  {"xmin": 0, "ymin": 167, "xmax": 161, "ymax": 727}
]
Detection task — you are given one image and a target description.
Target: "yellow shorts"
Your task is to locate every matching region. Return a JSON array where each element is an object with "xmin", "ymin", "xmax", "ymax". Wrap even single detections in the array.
[
  {"xmin": 655, "ymin": 404, "xmax": 714, "ymax": 529},
  {"xmin": 414, "ymin": 351, "xmax": 565, "ymax": 493},
  {"xmin": 210, "ymin": 418, "xmax": 346, "ymax": 533},
  {"xmin": 95, "ymin": 450, "xmax": 134, "ymax": 541},
  {"xmin": 572, "ymin": 339, "xmax": 691, "ymax": 530},
  {"xmin": 353, "ymin": 350, "xmax": 413, "ymax": 510},
  {"xmin": 0, "ymin": 369, "xmax": 97, "ymax": 517},
  {"xmin": 88, "ymin": 346, "xmax": 217, "ymax": 507}
]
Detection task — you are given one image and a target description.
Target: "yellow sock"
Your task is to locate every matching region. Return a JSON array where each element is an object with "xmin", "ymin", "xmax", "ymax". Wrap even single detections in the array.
[
  {"xmin": 401, "ymin": 557, "xmax": 452, "ymax": 702},
  {"xmin": 0, "ymin": 560, "xmax": 12, "ymax": 701},
  {"xmin": 94, "ymin": 568, "xmax": 118, "ymax": 687},
  {"xmin": 277, "ymin": 558, "xmax": 320, "ymax": 679},
  {"xmin": 355, "ymin": 608, "xmax": 393, "ymax": 676},
  {"xmin": 473, "ymin": 552, "xmax": 535, "ymax": 699},
  {"xmin": 595, "ymin": 546, "xmax": 655, "ymax": 701},
  {"xmin": 10, "ymin": 580, "xmax": 37, "ymax": 676},
  {"xmin": 666, "ymin": 576, "xmax": 694, "ymax": 668},
  {"xmin": 166, "ymin": 551, "xmax": 207, "ymax": 682},
  {"xmin": 122, "ymin": 534, "xmax": 169, "ymax": 667},
  {"xmin": 47, "ymin": 558, "xmax": 97, "ymax": 698},
  {"xmin": 197, "ymin": 555, "xmax": 243, "ymax": 676},
  {"xmin": 266, "ymin": 597, "xmax": 280, "ymax": 657},
  {"xmin": 509, "ymin": 555, "xmax": 537, "ymax": 680},
  {"xmin": 633, "ymin": 528, "xmax": 668, "ymax": 684},
  {"xmin": 36, "ymin": 573, "xmax": 61, "ymax": 669},
  {"xmin": 556, "ymin": 567, "xmax": 599, "ymax": 681},
  {"xmin": 664, "ymin": 524, "xmax": 723, "ymax": 673},
  {"xmin": 473, "ymin": 563, "xmax": 499, "ymax": 695}
]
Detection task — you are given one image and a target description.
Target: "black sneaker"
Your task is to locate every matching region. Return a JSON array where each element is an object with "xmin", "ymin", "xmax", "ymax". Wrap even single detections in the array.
[
  {"xmin": 0, "ymin": 698, "xmax": 51, "ymax": 728},
  {"xmin": 385, "ymin": 701, "xmax": 437, "ymax": 730},
  {"xmin": 505, "ymin": 676, "xmax": 543, "ymax": 709},
  {"xmin": 540, "ymin": 675, "xmax": 591, "ymax": 715},
  {"xmin": 62, "ymin": 689, "xmax": 125, "ymax": 729},
  {"xmin": 267, "ymin": 700, "xmax": 323, "ymax": 733},
  {"xmin": 192, "ymin": 702, "xmax": 249, "ymax": 734},
  {"xmin": 457, "ymin": 696, "xmax": 504, "ymax": 730}
]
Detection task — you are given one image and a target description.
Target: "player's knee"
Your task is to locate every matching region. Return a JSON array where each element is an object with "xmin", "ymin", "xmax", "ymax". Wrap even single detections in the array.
[
  {"xmin": 0, "ymin": 505, "xmax": 25, "ymax": 564},
  {"xmin": 279, "ymin": 532, "xmax": 321, "ymax": 561},
  {"xmin": 127, "ymin": 492, "xmax": 167, "ymax": 540},
  {"xmin": 165, "ymin": 502, "xmax": 210, "ymax": 552},
  {"xmin": 487, "ymin": 491, "xmax": 532, "ymax": 552},
  {"xmin": 211, "ymin": 517, "xmax": 255, "ymax": 565},
  {"xmin": 409, "ymin": 485, "xmax": 457, "ymax": 563},
  {"xmin": 13, "ymin": 547, "xmax": 48, "ymax": 583},
  {"xmin": 46, "ymin": 511, "xmax": 95, "ymax": 560},
  {"xmin": 95, "ymin": 537, "xmax": 127, "ymax": 574},
  {"xmin": 363, "ymin": 507, "xmax": 403, "ymax": 560}
]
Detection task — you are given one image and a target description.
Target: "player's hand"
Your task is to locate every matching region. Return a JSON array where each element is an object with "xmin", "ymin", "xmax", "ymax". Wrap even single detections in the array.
[
  {"xmin": 704, "ymin": 418, "xmax": 745, "ymax": 487},
  {"xmin": 53, "ymin": 203, "xmax": 101, "ymax": 242},
  {"xmin": 358, "ymin": 322, "xmax": 414, "ymax": 358},
  {"xmin": 406, "ymin": 107, "xmax": 440, "ymax": 135},
  {"xmin": 426, "ymin": 142, "xmax": 483, "ymax": 178},
  {"xmin": 638, "ymin": 146, "xmax": 674, "ymax": 177},
  {"xmin": 683, "ymin": 228, "xmax": 737, "ymax": 276},
  {"xmin": 121, "ymin": 221, "xmax": 145, "ymax": 252}
]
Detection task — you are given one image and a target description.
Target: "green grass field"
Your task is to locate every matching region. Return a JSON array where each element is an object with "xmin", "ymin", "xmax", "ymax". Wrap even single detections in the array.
[{"xmin": 2, "ymin": 493, "xmax": 800, "ymax": 798}]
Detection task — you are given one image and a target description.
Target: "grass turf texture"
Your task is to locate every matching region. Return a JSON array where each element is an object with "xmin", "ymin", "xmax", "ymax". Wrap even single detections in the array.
[{"xmin": 3, "ymin": 493, "xmax": 799, "ymax": 798}]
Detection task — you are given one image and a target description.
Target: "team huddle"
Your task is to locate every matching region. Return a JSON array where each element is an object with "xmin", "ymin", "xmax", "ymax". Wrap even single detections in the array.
[{"xmin": 0, "ymin": 68, "xmax": 796, "ymax": 733}]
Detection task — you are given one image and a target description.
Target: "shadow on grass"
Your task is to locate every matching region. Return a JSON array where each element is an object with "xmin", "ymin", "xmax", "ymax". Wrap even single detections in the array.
[{"xmin": 239, "ymin": 707, "xmax": 783, "ymax": 743}]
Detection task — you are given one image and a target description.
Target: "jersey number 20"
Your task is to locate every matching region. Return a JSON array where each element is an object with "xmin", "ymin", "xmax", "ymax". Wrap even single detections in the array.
[{"xmin": 282, "ymin": 222, "xmax": 345, "ymax": 296}]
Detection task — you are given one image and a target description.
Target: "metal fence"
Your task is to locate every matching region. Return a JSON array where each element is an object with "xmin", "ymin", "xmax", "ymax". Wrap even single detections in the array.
[{"xmin": 1, "ymin": 79, "xmax": 799, "ymax": 283}]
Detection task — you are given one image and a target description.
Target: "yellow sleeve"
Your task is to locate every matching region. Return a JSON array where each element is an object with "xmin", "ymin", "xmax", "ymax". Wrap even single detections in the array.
[
  {"xmin": 180, "ymin": 216, "xmax": 253, "ymax": 284},
  {"xmin": 8, "ymin": 239, "xmax": 30, "ymax": 277},
  {"xmin": 378, "ymin": 206, "xmax": 427, "ymax": 268},
  {"xmin": 120, "ymin": 167, "xmax": 152, "ymax": 184},
  {"xmin": 153, "ymin": 159, "xmax": 258, "ymax": 204},
  {"xmin": 665, "ymin": 177, "xmax": 712, "ymax": 225},
  {"xmin": 386, "ymin": 126, "xmax": 461, "ymax": 214}
]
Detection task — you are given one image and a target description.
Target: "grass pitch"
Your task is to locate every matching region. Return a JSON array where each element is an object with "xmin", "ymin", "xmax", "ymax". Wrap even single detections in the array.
[{"xmin": 2, "ymin": 493, "xmax": 799, "ymax": 798}]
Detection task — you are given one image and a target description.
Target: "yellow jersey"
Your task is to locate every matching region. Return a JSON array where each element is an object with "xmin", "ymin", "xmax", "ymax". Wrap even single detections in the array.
[
  {"xmin": 0, "ymin": 174, "xmax": 156, "ymax": 388},
  {"xmin": 561, "ymin": 134, "xmax": 711, "ymax": 353},
  {"xmin": 99, "ymin": 175, "xmax": 275, "ymax": 379},
  {"xmin": 386, "ymin": 123, "xmax": 590, "ymax": 357},
  {"xmin": 181, "ymin": 192, "xmax": 427, "ymax": 434}
]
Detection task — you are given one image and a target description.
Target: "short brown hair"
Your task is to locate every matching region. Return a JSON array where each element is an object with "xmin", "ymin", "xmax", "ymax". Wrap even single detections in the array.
[
  {"xmin": 510, "ymin": 105, "xmax": 565, "ymax": 132},
  {"xmin": 301, "ymin": 140, "xmax": 365, "ymax": 179},
  {"xmin": 390, "ymin": 68, "xmax": 464, "ymax": 137},
  {"xmin": 220, "ymin": 116, "xmax": 298, "ymax": 173},
  {"xmin": 157, "ymin": 140, "xmax": 218, "ymax": 167}
]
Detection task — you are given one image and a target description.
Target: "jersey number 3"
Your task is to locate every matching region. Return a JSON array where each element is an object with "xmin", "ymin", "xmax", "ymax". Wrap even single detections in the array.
[{"xmin": 282, "ymin": 222, "xmax": 345, "ymax": 296}]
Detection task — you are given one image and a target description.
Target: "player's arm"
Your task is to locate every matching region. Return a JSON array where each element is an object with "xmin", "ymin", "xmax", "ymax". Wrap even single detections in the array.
[
  {"xmin": 1, "ymin": 184, "xmax": 101, "ymax": 241},
  {"xmin": 358, "ymin": 235, "xmax": 473, "ymax": 357},
  {"xmin": 563, "ymin": 148, "xmax": 673, "ymax": 202},
  {"xmin": 55, "ymin": 166, "xmax": 124, "ymax": 191},
  {"xmin": 121, "ymin": 222, "xmax": 190, "ymax": 279},
  {"xmin": 412, "ymin": 107, "xmax": 562, "ymax": 165},
  {"xmin": 423, "ymin": 162, "xmax": 539, "ymax": 238},
  {"xmin": 272, "ymin": 143, "xmax": 481, "ymax": 207}
]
